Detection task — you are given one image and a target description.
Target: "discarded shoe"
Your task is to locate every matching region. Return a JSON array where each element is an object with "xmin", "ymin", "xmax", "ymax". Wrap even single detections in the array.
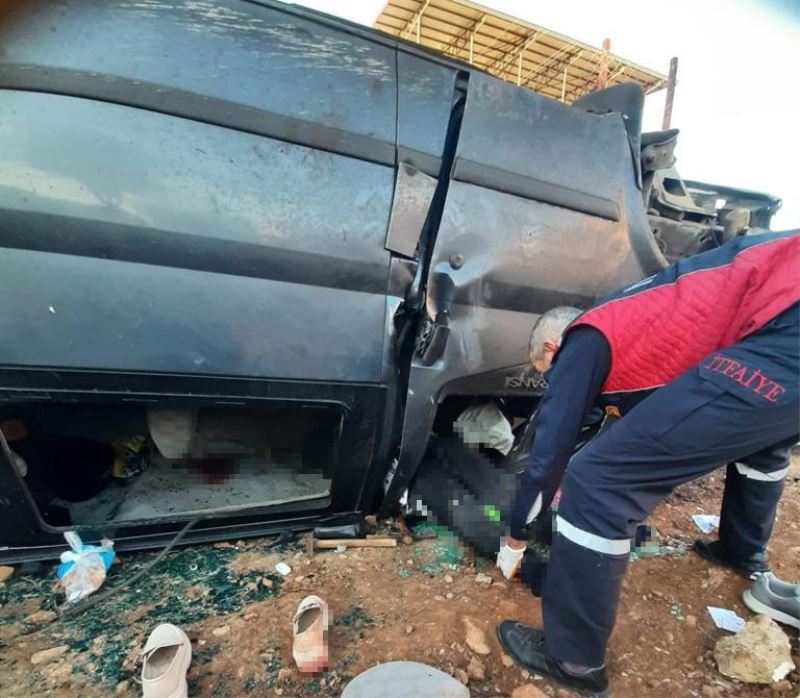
[
  {"xmin": 292, "ymin": 595, "xmax": 330, "ymax": 673},
  {"xmin": 693, "ymin": 539, "xmax": 769, "ymax": 579},
  {"xmin": 742, "ymin": 572, "xmax": 800, "ymax": 630},
  {"xmin": 496, "ymin": 621, "xmax": 609, "ymax": 697},
  {"xmin": 141, "ymin": 623, "xmax": 192, "ymax": 698}
]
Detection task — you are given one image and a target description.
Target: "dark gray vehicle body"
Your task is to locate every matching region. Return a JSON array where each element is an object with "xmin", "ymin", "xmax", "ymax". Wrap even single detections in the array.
[{"xmin": 0, "ymin": 0, "xmax": 666, "ymax": 560}]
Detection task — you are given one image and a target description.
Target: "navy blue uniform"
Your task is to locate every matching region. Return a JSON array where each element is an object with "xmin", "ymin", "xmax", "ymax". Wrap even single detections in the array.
[
  {"xmin": 510, "ymin": 327, "xmax": 611, "ymax": 540},
  {"xmin": 510, "ymin": 231, "xmax": 800, "ymax": 668}
]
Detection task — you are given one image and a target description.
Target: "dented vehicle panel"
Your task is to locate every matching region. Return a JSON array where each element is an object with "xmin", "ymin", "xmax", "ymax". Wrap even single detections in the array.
[{"xmin": 0, "ymin": 0, "xmax": 690, "ymax": 560}]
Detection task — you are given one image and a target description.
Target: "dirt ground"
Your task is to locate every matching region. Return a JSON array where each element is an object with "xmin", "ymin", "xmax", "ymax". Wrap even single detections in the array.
[{"xmin": 1, "ymin": 455, "xmax": 798, "ymax": 698}]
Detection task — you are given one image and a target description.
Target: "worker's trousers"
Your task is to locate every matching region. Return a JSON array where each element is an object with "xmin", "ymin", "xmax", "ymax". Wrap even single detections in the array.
[{"xmin": 542, "ymin": 308, "xmax": 799, "ymax": 667}]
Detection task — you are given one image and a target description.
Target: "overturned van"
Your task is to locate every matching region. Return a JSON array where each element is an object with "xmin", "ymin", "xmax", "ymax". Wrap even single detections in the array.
[{"xmin": 0, "ymin": 0, "xmax": 777, "ymax": 562}]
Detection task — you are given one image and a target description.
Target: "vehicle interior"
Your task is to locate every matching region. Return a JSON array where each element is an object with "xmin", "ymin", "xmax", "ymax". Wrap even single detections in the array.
[{"xmin": 1, "ymin": 402, "xmax": 339, "ymax": 529}]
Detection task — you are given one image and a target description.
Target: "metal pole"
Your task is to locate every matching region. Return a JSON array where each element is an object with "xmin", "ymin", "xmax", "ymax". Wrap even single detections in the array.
[
  {"xmin": 517, "ymin": 52, "xmax": 522, "ymax": 85},
  {"xmin": 596, "ymin": 37, "xmax": 610, "ymax": 89},
  {"xmin": 561, "ymin": 67, "xmax": 568, "ymax": 101},
  {"xmin": 416, "ymin": 15, "xmax": 421, "ymax": 43},
  {"xmin": 469, "ymin": 32, "xmax": 474, "ymax": 63},
  {"xmin": 662, "ymin": 56, "xmax": 679, "ymax": 129}
]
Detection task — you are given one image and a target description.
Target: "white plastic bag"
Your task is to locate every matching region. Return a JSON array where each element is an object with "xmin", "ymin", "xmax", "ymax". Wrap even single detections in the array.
[
  {"xmin": 56, "ymin": 531, "xmax": 115, "ymax": 603},
  {"xmin": 454, "ymin": 402, "xmax": 514, "ymax": 455}
]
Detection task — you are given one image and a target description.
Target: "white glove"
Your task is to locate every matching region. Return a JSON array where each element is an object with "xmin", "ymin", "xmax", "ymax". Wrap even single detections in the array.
[{"xmin": 496, "ymin": 542, "xmax": 525, "ymax": 580}]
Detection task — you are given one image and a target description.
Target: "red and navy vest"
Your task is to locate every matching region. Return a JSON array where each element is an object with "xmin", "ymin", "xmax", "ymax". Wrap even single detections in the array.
[{"xmin": 569, "ymin": 231, "xmax": 800, "ymax": 404}]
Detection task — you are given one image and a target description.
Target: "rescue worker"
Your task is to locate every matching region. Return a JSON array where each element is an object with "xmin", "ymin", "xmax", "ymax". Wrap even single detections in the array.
[{"xmin": 495, "ymin": 230, "xmax": 800, "ymax": 696}]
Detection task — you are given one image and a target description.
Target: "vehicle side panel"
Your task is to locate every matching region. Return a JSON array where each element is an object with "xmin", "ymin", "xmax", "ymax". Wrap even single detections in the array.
[
  {"xmin": 382, "ymin": 73, "xmax": 664, "ymax": 512},
  {"xmin": 0, "ymin": 0, "xmax": 397, "ymax": 163},
  {"xmin": 0, "ymin": 92, "xmax": 393, "ymax": 382}
]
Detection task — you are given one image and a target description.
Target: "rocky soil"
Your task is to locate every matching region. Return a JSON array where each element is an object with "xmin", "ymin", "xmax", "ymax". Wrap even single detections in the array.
[{"xmin": 0, "ymin": 456, "xmax": 798, "ymax": 697}]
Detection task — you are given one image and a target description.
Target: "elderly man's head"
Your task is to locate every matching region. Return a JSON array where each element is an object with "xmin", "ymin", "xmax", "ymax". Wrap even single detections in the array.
[{"xmin": 528, "ymin": 306, "xmax": 582, "ymax": 373}]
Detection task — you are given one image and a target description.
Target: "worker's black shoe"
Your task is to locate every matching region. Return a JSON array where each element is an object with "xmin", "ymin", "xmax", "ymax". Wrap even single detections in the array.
[
  {"xmin": 496, "ymin": 621, "xmax": 609, "ymax": 697},
  {"xmin": 693, "ymin": 539, "xmax": 770, "ymax": 579}
]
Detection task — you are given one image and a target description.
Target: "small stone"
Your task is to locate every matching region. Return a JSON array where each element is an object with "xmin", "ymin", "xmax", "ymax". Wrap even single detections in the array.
[
  {"xmin": 446, "ymin": 592, "xmax": 454, "ymax": 600},
  {"xmin": 261, "ymin": 577, "xmax": 273, "ymax": 589},
  {"xmin": 501, "ymin": 653, "xmax": 514, "ymax": 668},
  {"xmin": 405, "ymin": 626, "xmax": 414, "ymax": 635},
  {"xmin": 115, "ymin": 680, "xmax": 130, "ymax": 695},
  {"xmin": 278, "ymin": 668, "xmax": 293, "ymax": 683},
  {"xmin": 454, "ymin": 668, "xmax": 469, "ymax": 686},
  {"xmin": 701, "ymin": 685, "xmax": 718, "ymax": 698},
  {"xmin": 434, "ymin": 595, "xmax": 446, "ymax": 602},
  {"xmin": 444, "ymin": 574, "xmax": 454, "ymax": 584},
  {"xmin": 521, "ymin": 669, "xmax": 530, "ymax": 679},
  {"xmin": 463, "ymin": 616, "xmax": 491, "ymax": 655},
  {"xmin": 213, "ymin": 542, "xmax": 236, "ymax": 549},
  {"xmin": 41, "ymin": 661, "xmax": 72, "ymax": 687},
  {"xmin": 511, "ymin": 685, "xmax": 548, "ymax": 698},
  {"xmin": 31, "ymin": 645, "xmax": 69, "ymax": 665},
  {"xmin": 652, "ymin": 590, "xmax": 664, "ymax": 599},
  {"xmin": 714, "ymin": 615, "xmax": 794, "ymax": 683},
  {"xmin": 556, "ymin": 689, "xmax": 574, "ymax": 698},
  {"xmin": 771, "ymin": 680, "xmax": 793, "ymax": 695},
  {"xmin": 212, "ymin": 625, "xmax": 230, "ymax": 638},
  {"xmin": 467, "ymin": 656, "xmax": 486, "ymax": 681},
  {"xmin": 706, "ymin": 568, "xmax": 727, "ymax": 589},
  {"xmin": 406, "ymin": 559, "xmax": 414, "ymax": 566},
  {"xmin": 185, "ymin": 586, "xmax": 201, "ymax": 599},
  {"xmin": 474, "ymin": 573, "xmax": 493, "ymax": 586},
  {"xmin": 25, "ymin": 610, "xmax": 57, "ymax": 625},
  {"xmin": 0, "ymin": 566, "xmax": 14, "ymax": 583},
  {"xmin": 685, "ymin": 614, "xmax": 697, "ymax": 628},
  {"xmin": 275, "ymin": 690, "xmax": 283, "ymax": 696},
  {"xmin": 91, "ymin": 635, "xmax": 108, "ymax": 657}
]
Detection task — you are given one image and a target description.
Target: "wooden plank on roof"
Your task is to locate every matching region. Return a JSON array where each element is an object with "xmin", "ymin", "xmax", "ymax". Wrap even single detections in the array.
[{"xmin": 373, "ymin": 0, "xmax": 667, "ymax": 103}]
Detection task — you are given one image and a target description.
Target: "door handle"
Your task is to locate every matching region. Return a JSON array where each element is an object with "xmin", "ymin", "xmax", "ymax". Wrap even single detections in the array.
[{"xmin": 417, "ymin": 271, "xmax": 454, "ymax": 366}]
